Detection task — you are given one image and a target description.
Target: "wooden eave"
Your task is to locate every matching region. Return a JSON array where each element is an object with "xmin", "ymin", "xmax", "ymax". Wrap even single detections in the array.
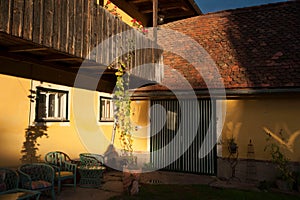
[
  {"xmin": 110, "ymin": 0, "xmax": 202, "ymax": 26},
  {"xmin": 0, "ymin": 0, "xmax": 161, "ymax": 93}
]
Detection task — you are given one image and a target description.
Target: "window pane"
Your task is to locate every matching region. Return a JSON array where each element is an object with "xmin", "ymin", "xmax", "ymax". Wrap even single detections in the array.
[
  {"xmin": 58, "ymin": 93, "xmax": 66, "ymax": 118},
  {"xmin": 48, "ymin": 94, "xmax": 55, "ymax": 117},
  {"xmin": 35, "ymin": 88, "xmax": 68, "ymax": 122},
  {"xmin": 100, "ymin": 97, "xmax": 113, "ymax": 122},
  {"xmin": 37, "ymin": 93, "xmax": 47, "ymax": 119}
]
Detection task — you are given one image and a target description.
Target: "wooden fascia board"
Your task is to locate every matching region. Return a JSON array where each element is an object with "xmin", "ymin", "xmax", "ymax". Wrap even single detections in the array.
[{"xmin": 110, "ymin": 0, "xmax": 150, "ymax": 26}]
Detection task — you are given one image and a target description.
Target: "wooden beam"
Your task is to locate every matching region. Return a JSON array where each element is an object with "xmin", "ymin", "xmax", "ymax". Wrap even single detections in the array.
[
  {"xmin": 152, "ymin": 0, "xmax": 157, "ymax": 66},
  {"xmin": 153, "ymin": 0, "xmax": 157, "ymax": 28},
  {"xmin": 187, "ymin": 0, "xmax": 203, "ymax": 15},
  {"xmin": 79, "ymin": 70, "xmax": 116, "ymax": 75},
  {"xmin": 43, "ymin": 57, "xmax": 83, "ymax": 62},
  {"xmin": 0, "ymin": 55, "xmax": 115, "ymax": 93},
  {"xmin": 8, "ymin": 46, "xmax": 48, "ymax": 52},
  {"xmin": 110, "ymin": 0, "xmax": 149, "ymax": 26},
  {"xmin": 0, "ymin": 50, "xmax": 72, "ymax": 70},
  {"xmin": 142, "ymin": 6, "xmax": 189, "ymax": 14},
  {"xmin": 163, "ymin": 11, "xmax": 195, "ymax": 19},
  {"xmin": 71, "ymin": 63, "xmax": 107, "ymax": 70},
  {"xmin": 142, "ymin": 2, "xmax": 189, "ymax": 13},
  {"xmin": 128, "ymin": 0, "xmax": 151, "ymax": 3}
]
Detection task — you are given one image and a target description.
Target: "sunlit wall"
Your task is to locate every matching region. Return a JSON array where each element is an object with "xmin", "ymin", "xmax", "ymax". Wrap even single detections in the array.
[{"xmin": 221, "ymin": 98, "xmax": 300, "ymax": 162}]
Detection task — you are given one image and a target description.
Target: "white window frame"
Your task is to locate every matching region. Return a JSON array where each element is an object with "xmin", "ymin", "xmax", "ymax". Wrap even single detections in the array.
[
  {"xmin": 99, "ymin": 96, "xmax": 114, "ymax": 122},
  {"xmin": 35, "ymin": 87, "xmax": 69, "ymax": 122}
]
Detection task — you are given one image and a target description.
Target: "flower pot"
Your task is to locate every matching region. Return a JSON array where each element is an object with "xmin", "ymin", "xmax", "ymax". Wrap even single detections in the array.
[
  {"xmin": 123, "ymin": 167, "xmax": 142, "ymax": 195},
  {"xmin": 229, "ymin": 143, "xmax": 238, "ymax": 154}
]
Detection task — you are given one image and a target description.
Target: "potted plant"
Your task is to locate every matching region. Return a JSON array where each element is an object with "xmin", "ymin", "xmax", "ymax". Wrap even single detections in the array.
[{"xmin": 227, "ymin": 136, "xmax": 238, "ymax": 154}]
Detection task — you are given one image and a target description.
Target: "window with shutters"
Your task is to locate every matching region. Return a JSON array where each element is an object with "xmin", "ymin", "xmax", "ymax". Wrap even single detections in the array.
[
  {"xmin": 35, "ymin": 87, "xmax": 69, "ymax": 122},
  {"xmin": 99, "ymin": 96, "xmax": 114, "ymax": 122}
]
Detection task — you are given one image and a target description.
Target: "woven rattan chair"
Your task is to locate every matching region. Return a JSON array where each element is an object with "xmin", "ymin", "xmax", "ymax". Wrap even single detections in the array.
[
  {"xmin": 18, "ymin": 163, "xmax": 55, "ymax": 200},
  {"xmin": 79, "ymin": 153, "xmax": 105, "ymax": 166},
  {"xmin": 78, "ymin": 153, "xmax": 106, "ymax": 188},
  {"xmin": 44, "ymin": 151, "xmax": 77, "ymax": 193},
  {"xmin": 0, "ymin": 167, "xmax": 41, "ymax": 200}
]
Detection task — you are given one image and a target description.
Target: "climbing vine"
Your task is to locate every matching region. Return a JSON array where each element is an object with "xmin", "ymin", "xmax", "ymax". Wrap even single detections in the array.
[{"xmin": 114, "ymin": 60, "xmax": 134, "ymax": 156}]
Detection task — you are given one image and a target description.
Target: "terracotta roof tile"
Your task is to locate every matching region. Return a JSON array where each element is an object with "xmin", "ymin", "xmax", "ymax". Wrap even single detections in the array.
[{"xmin": 140, "ymin": 1, "xmax": 300, "ymax": 92}]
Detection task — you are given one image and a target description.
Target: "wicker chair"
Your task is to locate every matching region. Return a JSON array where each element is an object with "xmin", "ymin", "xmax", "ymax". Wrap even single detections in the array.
[
  {"xmin": 18, "ymin": 163, "xmax": 55, "ymax": 200},
  {"xmin": 79, "ymin": 153, "xmax": 105, "ymax": 166},
  {"xmin": 0, "ymin": 167, "xmax": 41, "ymax": 200},
  {"xmin": 78, "ymin": 153, "xmax": 106, "ymax": 188},
  {"xmin": 44, "ymin": 151, "xmax": 77, "ymax": 193}
]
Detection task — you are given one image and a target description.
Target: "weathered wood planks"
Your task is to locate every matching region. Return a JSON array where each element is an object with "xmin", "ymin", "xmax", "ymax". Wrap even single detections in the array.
[
  {"xmin": 23, "ymin": 0, "xmax": 33, "ymax": 40},
  {"xmin": 0, "ymin": 0, "xmax": 13, "ymax": 33},
  {"xmin": 0, "ymin": 0, "xmax": 161, "ymax": 82}
]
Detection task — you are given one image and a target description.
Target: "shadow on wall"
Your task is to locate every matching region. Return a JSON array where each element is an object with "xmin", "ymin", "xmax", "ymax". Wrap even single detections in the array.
[{"xmin": 20, "ymin": 123, "xmax": 48, "ymax": 164}]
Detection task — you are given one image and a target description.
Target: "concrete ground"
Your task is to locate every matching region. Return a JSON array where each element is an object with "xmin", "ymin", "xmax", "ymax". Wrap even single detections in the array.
[{"xmin": 40, "ymin": 170, "xmax": 260, "ymax": 200}]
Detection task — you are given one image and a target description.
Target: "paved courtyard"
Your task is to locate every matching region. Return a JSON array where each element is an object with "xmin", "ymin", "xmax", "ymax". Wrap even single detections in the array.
[{"xmin": 41, "ymin": 170, "xmax": 259, "ymax": 200}]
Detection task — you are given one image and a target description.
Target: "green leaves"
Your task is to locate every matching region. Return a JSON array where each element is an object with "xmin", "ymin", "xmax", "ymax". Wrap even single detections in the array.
[
  {"xmin": 114, "ymin": 59, "xmax": 134, "ymax": 157},
  {"xmin": 264, "ymin": 130, "xmax": 294, "ymax": 182}
]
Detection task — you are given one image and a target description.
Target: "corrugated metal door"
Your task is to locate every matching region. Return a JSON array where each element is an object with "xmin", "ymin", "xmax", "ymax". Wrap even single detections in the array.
[{"xmin": 150, "ymin": 99, "xmax": 216, "ymax": 175}]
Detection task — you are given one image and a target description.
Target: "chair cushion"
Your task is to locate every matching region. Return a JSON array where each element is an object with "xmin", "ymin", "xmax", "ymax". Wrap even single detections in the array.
[
  {"xmin": 25, "ymin": 180, "xmax": 52, "ymax": 190},
  {"xmin": 0, "ymin": 171, "xmax": 6, "ymax": 192},
  {"xmin": 0, "ymin": 183, "xmax": 6, "ymax": 192},
  {"xmin": 55, "ymin": 171, "xmax": 73, "ymax": 177},
  {"xmin": 0, "ymin": 171, "xmax": 5, "ymax": 181}
]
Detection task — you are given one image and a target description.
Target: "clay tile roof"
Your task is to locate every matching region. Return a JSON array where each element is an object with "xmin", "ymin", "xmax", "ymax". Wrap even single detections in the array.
[{"xmin": 139, "ymin": 1, "xmax": 300, "ymax": 92}]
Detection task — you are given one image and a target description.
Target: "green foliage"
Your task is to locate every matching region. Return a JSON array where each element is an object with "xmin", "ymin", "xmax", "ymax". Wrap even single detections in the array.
[
  {"xmin": 264, "ymin": 129, "xmax": 294, "ymax": 184},
  {"xmin": 113, "ymin": 51, "xmax": 135, "ymax": 164}
]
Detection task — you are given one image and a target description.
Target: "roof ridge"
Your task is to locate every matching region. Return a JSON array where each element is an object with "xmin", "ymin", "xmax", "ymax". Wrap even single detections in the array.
[{"xmin": 163, "ymin": 1, "xmax": 298, "ymax": 27}]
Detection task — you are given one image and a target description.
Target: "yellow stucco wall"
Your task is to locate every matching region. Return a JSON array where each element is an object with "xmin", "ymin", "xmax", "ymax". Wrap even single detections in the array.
[
  {"xmin": 0, "ymin": 74, "xmax": 31, "ymax": 166},
  {"xmin": 103, "ymin": 100, "xmax": 150, "ymax": 152},
  {"xmin": 3, "ymin": 69, "xmax": 299, "ymax": 167},
  {"xmin": 129, "ymin": 100, "xmax": 149, "ymax": 151},
  {"xmin": 71, "ymin": 88, "xmax": 149, "ymax": 155},
  {"xmin": 0, "ymin": 74, "xmax": 149, "ymax": 166},
  {"xmin": 221, "ymin": 98, "xmax": 300, "ymax": 162},
  {"xmin": 0, "ymin": 75, "xmax": 89, "ymax": 166}
]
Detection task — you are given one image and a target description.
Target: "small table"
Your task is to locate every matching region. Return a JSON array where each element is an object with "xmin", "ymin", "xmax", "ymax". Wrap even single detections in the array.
[
  {"xmin": 0, "ymin": 189, "xmax": 40, "ymax": 200},
  {"xmin": 78, "ymin": 166, "xmax": 106, "ymax": 188}
]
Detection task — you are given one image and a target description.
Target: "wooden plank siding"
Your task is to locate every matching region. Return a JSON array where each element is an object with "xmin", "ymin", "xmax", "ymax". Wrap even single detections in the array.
[
  {"xmin": 23, "ymin": 0, "xmax": 33, "ymax": 40},
  {"xmin": 43, "ymin": 0, "xmax": 54, "ymax": 47},
  {"xmin": 60, "ymin": 0, "xmax": 69, "ymax": 52},
  {"xmin": 0, "ymin": 0, "xmax": 13, "ymax": 33},
  {"xmin": 52, "ymin": 0, "xmax": 61, "ymax": 50},
  {"xmin": 0, "ymin": 0, "xmax": 163, "ymax": 82}
]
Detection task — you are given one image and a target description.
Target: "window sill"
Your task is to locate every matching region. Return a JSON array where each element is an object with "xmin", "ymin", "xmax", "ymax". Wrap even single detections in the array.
[
  {"xmin": 99, "ymin": 120, "xmax": 114, "ymax": 122},
  {"xmin": 35, "ymin": 119, "xmax": 70, "ymax": 123}
]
